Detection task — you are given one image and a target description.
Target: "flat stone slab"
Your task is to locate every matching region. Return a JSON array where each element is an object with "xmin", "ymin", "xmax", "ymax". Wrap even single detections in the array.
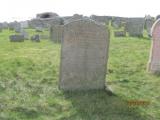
[
  {"xmin": 59, "ymin": 19, "xmax": 110, "ymax": 91},
  {"xmin": 9, "ymin": 35, "xmax": 24, "ymax": 42},
  {"xmin": 114, "ymin": 31, "xmax": 126, "ymax": 37},
  {"xmin": 31, "ymin": 34, "xmax": 40, "ymax": 42}
]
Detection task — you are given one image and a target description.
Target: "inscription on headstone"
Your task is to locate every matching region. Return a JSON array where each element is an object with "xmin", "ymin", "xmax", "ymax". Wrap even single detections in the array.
[{"xmin": 59, "ymin": 19, "xmax": 110, "ymax": 90}]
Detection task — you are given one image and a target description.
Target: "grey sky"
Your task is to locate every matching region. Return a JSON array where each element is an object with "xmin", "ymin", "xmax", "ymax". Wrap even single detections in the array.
[{"xmin": 0, "ymin": 0, "xmax": 159, "ymax": 22}]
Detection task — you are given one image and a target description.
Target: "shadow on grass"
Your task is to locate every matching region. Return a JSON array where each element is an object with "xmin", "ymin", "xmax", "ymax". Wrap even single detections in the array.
[{"xmin": 63, "ymin": 90, "xmax": 152, "ymax": 120}]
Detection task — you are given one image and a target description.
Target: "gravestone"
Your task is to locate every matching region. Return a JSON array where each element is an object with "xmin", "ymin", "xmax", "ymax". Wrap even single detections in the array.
[
  {"xmin": 9, "ymin": 35, "xmax": 24, "ymax": 42},
  {"xmin": 114, "ymin": 31, "xmax": 126, "ymax": 37},
  {"xmin": 125, "ymin": 18, "xmax": 144, "ymax": 37},
  {"xmin": 145, "ymin": 18, "xmax": 154, "ymax": 37},
  {"xmin": 148, "ymin": 19, "xmax": 160, "ymax": 73},
  {"xmin": 59, "ymin": 19, "xmax": 110, "ymax": 91},
  {"xmin": 9, "ymin": 22, "xmax": 21, "ymax": 32},
  {"xmin": 50, "ymin": 25, "xmax": 63, "ymax": 43},
  {"xmin": 20, "ymin": 30, "xmax": 29, "ymax": 40},
  {"xmin": 31, "ymin": 34, "xmax": 40, "ymax": 42}
]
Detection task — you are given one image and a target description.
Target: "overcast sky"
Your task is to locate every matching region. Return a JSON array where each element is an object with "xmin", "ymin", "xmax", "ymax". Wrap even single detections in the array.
[{"xmin": 1, "ymin": 0, "xmax": 160, "ymax": 22}]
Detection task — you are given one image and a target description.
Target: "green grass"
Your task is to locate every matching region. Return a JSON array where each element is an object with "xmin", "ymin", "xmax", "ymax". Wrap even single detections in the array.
[{"xmin": 0, "ymin": 29, "xmax": 159, "ymax": 120}]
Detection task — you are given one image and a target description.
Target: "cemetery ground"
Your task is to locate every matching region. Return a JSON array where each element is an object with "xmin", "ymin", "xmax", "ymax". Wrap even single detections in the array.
[{"xmin": 0, "ymin": 29, "xmax": 159, "ymax": 120}]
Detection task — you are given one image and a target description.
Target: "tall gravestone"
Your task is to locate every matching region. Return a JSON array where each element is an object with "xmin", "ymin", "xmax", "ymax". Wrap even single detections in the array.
[
  {"xmin": 125, "ymin": 18, "xmax": 144, "ymax": 37},
  {"xmin": 59, "ymin": 19, "xmax": 110, "ymax": 91},
  {"xmin": 50, "ymin": 25, "xmax": 63, "ymax": 43},
  {"xmin": 148, "ymin": 19, "xmax": 160, "ymax": 73}
]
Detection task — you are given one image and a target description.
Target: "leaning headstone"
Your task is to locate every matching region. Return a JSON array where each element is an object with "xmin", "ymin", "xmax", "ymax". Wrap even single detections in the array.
[
  {"xmin": 125, "ymin": 18, "xmax": 144, "ymax": 37},
  {"xmin": 148, "ymin": 19, "xmax": 160, "ymax": 73},
  {"xmin": 114, "ymin": 31, "xmax": 126, "ymax": 37},
  {"xmin": 9, "ymin": 35, "xmax": 24, "ymax": 42},
  {"xmin": 59, "ymin": 19, "xmax": 110, "ymax": 91},
  {"xmin": 31, "ymin": 35, "xmax": 40, "ymax": 42},
  {"xmin": 50, "ymin": 25, "xmax": 63, "ymax": 43}
]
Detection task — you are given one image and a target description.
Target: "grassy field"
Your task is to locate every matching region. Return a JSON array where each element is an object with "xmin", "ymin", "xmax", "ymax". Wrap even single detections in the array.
[{"xmin": 0, "ymin": 28, "xmax": 159, "ymax": 120}]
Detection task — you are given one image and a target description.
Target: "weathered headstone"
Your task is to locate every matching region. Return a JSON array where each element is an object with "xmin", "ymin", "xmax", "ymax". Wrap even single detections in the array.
[
  {"xmin": 50, "ymin": 25, "xmax": 63, "ymax": 43},
  {"xmin": 125, "ymin": 18, "xmax": 144, "ymax": 37},
  {"xmin": 8, "ymin": 22, "xmax": 21, "ymax": 32},
  {"xmin": 9, "ymin": 35, "xmax": 24, "ymax": 42},
  {"xmin": 148, "ymin": 19, "xmax": 160, "ymax": 73},
  {"xmin": 145, "ymin": 16, "xmax": 154, "ymax": 37},
  {"xmin": 59, "ymin": 19, "xmax": 110, "ymax": 91},
  {"xmin": 31, "ymin": 34, "xmax": 40, "ymax": 42}
]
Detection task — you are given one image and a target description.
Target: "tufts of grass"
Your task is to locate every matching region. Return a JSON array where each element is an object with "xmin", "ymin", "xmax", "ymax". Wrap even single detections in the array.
[{"xmin": 0, "ymin": 29, "xmax": 159, "ymax": 120}]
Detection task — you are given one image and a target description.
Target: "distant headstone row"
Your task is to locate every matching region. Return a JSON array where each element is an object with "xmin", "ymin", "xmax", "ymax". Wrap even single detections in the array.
[
  {"xmin": 0, "ymin": 13, "xmax": 156, "ymax": 39},
  {"xmin": 9, "ymin": 34, "xmax": 40, "ymax": 42}
]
